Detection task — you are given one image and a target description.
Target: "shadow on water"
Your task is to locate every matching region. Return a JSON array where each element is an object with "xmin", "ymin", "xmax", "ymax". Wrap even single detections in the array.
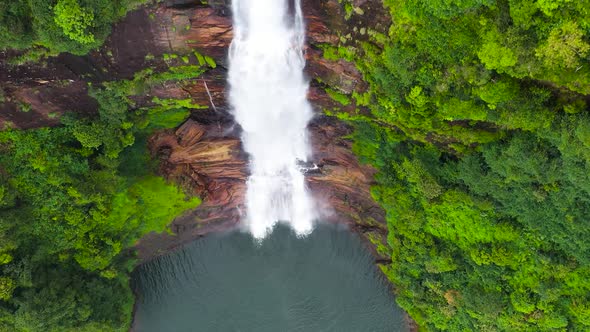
[{"xmin": 132, "ymin": 223, "xmax": 409, "ymax": 332}]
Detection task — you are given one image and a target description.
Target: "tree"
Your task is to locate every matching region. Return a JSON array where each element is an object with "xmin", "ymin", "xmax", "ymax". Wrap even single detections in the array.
[
  {"xmin": 536, "ymin": 21, "xmax": 590, "ymax": 69},
  {"xmin": 53, "ymin": 0, "xmax": 95, "ymax": 44}
]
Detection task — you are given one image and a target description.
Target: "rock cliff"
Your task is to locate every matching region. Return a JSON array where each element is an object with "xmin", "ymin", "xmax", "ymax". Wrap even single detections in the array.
[{"xmin": 0, "ymin": 0, "xmax": 391, "ymax": 263}]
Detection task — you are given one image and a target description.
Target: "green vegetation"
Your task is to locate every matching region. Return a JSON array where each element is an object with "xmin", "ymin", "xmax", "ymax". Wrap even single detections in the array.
[
  {"xmin": 0, "ymin": 0, "xmax": 149, "ymax": 57},
  {"xmin": 333, "ymin": 0, "xmax": 590, "ymax": 330},
  {"xmin": 326, "ymin": 88, "xmax": 352, "ymax": 106},
  {"xmin": 0, "ymin": 64, "xmax": 205, "ymax": 331},
  {"xmin": 0, "ymin": 2, "xmax": 213, "ymax": 329},
  {"xmin": 193, "ymin": 51, "xmax": 217, "ymax": 68},
  {"xmin": 17, "ymin": 102, "xmax": 31, "ymax": 113}
]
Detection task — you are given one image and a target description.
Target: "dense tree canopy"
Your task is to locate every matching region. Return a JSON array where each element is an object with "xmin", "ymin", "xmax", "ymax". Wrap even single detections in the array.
[
  {"xmin": 330, "ymin": 0, "xmax": 590, "ymax": 330},
  {"xmin": 0, "ymin": 65, "xmax": 206, "ymax": 330},
  {"xmin": 0, "ymin": 0, "xmax": 146, "ymax": 56}
]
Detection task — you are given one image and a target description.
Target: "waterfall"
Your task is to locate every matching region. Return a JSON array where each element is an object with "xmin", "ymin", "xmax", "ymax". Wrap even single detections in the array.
[{"xmin": 228, "ymin": 0, "xmax": 316, "ymax": 239}]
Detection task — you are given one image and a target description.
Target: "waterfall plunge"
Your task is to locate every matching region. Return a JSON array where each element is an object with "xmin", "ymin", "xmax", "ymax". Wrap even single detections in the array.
[{"xmin": 228, "ymin": 0, "xmax": 316, "ymax": 239}]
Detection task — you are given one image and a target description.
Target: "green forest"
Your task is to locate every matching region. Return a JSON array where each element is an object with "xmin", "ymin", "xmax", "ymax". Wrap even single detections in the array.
[
  {"xmin": 0, "ymin": 66, "xmax": 204, "ymax": 330},
  {"xmin": 330, "ymin": 0, "xmax": 590, "ymax": 330},
  {"xmin": 0, "ymin": 1, "xmax": 206, "ymax": 329},
  {"xmin": 1, "ymin": 0, "xmax": 147, "ymax": 61}
]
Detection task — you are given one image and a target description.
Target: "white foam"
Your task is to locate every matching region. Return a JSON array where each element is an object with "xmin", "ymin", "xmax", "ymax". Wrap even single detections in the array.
[{"xmin": 229, "ymin": 0, "xmax": 316, "ymax": 239}]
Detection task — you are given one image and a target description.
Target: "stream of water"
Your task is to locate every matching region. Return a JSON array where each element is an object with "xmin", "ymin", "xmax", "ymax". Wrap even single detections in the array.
[{"xmin": 228, "ymin": 0, "xmax": 316, "ymax": 239}]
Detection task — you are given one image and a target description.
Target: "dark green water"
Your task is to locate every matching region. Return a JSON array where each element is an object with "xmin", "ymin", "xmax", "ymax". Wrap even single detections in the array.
[{"xmin": 132, "ymin": 224, "xmax": 408, "ymax": 332}]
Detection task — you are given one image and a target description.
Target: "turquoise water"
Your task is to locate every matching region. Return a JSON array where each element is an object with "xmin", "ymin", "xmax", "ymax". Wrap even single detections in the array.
[{"xmin": 132, "ymin": 224, "xmax": 408, "ymax": 331}]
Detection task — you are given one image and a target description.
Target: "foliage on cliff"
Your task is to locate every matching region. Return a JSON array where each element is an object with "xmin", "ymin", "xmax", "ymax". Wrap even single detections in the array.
[
  {"xmin": 334, "ymin": 0, "xmax": 590, "ymax": 330},
  {"xmin": 0, "ymin": 66, "xmax": 205, "ymax": 331},
  {"xmin": 0, "ymin": 0, "xmax": 148, "ymax": 56}
]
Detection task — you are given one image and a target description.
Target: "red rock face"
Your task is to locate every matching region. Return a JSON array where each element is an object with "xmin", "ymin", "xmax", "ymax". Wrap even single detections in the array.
[
  {"xmin": 0, "ymin": 0, "xmax": 389, "ymax": 262},
  {"xmin": 151, "ymin": 5, "xmax": 233, "ymax": 61},
  {"xmin": 138, "ymin": 119, "xmax": 248, "ymax": 256}
]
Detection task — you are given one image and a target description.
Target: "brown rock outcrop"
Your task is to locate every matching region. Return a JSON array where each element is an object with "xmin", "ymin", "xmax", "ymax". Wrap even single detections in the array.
[{"xmin": 137, "ymin": 119, "xmax": 247, "ymax": 258}]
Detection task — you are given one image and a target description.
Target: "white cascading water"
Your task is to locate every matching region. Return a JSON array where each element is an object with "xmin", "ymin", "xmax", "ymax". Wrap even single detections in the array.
[{"xmin": 228, "ymin": 0, "xmax": 316, "ymax": 239}]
